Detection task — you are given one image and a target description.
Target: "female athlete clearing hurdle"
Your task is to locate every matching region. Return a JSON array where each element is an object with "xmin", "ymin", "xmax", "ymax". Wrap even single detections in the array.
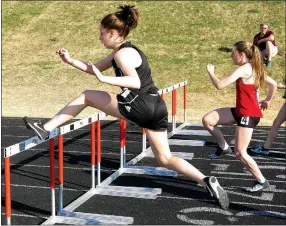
[
  {"xmin": 24, "ymin": 5, "xmax": 229, "ymax": 209},
  {"xmin": 202, "ymin": 41, "xmax": 277, "ymax": 192}
]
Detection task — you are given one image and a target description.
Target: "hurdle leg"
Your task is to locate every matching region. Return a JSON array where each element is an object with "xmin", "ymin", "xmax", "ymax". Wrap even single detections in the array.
[
  {"xmin": 184, "ymin": 84, "xmax": 187, "ymax": 123},
  {"xmin": 120, "ymin": 119, "xmax": 126, "ymax": 168},
  {"xmin": 142, "ymin": 128, "xmax": 146, "ymax": 152},
  {"xmin": 123, "ymin": 120, "xmax": 126, "ymax": 165},
  {"xmin": 96, "ymin": 120, "xmax": 101, "ymax": 185},
  {"xmin": 49, "ymin": 139, "xmax": 56, "ymax": 218},
  {"xmin": 90, "ymin": 122, "xmax": 96, "ymax": 188},
  {"xmin": 172, "ymin": 89, "xmax": 177, "ymax": 131},
  {"xmin": 4, "ymin": 157, "xmax": 11, "ymax": 225},
  {"xmin": 58, "ymin": 135, "xmax": 64, "ymax": 212}
]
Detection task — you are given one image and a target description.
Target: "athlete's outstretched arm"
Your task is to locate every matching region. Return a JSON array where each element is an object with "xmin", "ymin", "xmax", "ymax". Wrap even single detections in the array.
[
  {"xmin": 206, "ymin": 64, "xmax": 242, "ymax": 90},
  {"xmin": 57, "ymin": 48, "xmax": 114, "ymax": 74}
]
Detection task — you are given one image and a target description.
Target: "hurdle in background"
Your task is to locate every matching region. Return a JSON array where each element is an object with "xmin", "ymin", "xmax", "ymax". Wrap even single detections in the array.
[{"xmin": 3, "ymin": 81, "xmax": 211, "ymax": 225}]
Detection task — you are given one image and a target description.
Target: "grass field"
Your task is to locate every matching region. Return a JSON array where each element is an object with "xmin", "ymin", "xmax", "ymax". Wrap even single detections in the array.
[{"xmin": 2, "ymin": 1, "xmax": 285, "ymax": 125}]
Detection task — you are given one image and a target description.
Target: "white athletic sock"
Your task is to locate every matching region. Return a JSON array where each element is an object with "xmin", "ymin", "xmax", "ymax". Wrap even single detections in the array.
[
  {"xmin": 258, "ymin": 177, "xmax": 266, "ymax": 183},
  {"xmin": 220, "ymin": 142, "xmax": 229, "ymax": 150},
  {"xmin": 43, "ymin": 124, "xmax": 52, "ymax": 132}
]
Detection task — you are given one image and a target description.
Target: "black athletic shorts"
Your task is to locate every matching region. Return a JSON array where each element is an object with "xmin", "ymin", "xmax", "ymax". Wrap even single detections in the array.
[
  {"xmin": 117, "ymin": 89, "xmax": 168, "ymax": 130},
  {"xmin": 231, "ymin": 108, "xmax": 260, "ymax": 128}
]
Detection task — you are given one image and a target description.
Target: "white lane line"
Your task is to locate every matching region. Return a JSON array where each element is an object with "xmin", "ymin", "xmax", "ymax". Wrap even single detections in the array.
[
  {"xmin": 215, "ymin": 176, "xmax": 285, "ymax": 183},
  {"xmin": 1, "ymin": 212, "xmax": 49, "ymax": 219},
  {"xmin": 157, "ymin": 195, "xmax": 286, "ymax": 208},
  {"xmin": 226, "ymin": 185, "xmax": 286, "ymax": 193},
  {"xmin": 192, "ymin": 158, "xmax": 285, "ymax": 165},
  {"xmin": 257, "ymin": 165, "xmax": 286, "ymax": 170},
  {"xmin": 212, "ymin": 167, "xmax": 286, "ymax": 176},
  {"xmin": 176, "ymin": 174, "xmax": 285, "ymax": 183},
  {"xmin": 3, "ymin": 183, "xmax": 286, "ymax": 209},
  {"xmin": 263, "ymin": 150, "xmax": 286, "ymax": 153},
  {"xmin": 252, "ymin": 156, "xmax": 286, "ymax": 161},
  {"xmin": 211, "ymin": 171, "xmax": 251, "ymax": 176},
  {"xmin": 253, "ymin": 128, "xmax": 286, "ymax": 133},
  {"xmin": 250, "ymin": 139, "xmax": 285, "ymax": 145},
  {"xmin": 226, "ymin": 190, "xmax": 274, "ymax": 201}
]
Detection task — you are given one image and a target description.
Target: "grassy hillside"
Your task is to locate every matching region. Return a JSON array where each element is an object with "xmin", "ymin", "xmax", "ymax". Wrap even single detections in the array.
[{"xmin": 2, "ymin": 1, "xmax": 285, "ymax": 125}]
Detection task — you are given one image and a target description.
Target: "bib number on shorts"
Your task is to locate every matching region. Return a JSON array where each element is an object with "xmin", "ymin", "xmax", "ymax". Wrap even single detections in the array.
[{"xmin": 240, "ymin": 117, "xmax": 249, "ymax": 125}]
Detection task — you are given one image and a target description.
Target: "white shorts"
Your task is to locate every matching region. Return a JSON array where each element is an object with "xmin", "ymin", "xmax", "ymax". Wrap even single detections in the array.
[{"xmin": 261, "ymin": 45, "xmax": 278, "ymax": 57}]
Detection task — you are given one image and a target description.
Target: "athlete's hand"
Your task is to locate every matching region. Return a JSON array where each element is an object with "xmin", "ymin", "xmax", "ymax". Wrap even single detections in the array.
[
  {"xmin": 87, "ymin": 62, "xmax": 105, "ymax": 82},
  {"xmin": 56, "ymin": 48, "xmax": 72, "ymax": 64},
  {"xmin": 206, "ymin": 64, "xmax": 215, "ymax": 75},
  {"xmin": 260, "ymin": 100, "xmax": 270, "ymax": 110}
]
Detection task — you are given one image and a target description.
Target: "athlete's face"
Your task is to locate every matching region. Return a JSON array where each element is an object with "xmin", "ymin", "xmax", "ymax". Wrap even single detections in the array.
[
  {"xmin": 99, "ymin": 25, "xmax": 123, "ymax": 49},
  {"xmin": 99, "ymin": 25, "xmax": 113, "ymax": 49},
  {"xmin": 231, "ymin": 48, "xmax": 241, "ymax": 65}
]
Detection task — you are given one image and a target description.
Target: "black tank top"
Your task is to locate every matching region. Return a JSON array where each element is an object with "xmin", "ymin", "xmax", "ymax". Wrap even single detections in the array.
[{"xmin": 112, "ymin": 41, "xmax": 158, "ymax": 93}]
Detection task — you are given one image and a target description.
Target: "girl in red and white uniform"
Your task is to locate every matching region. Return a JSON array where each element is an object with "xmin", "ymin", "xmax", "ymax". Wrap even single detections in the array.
[{"xmin": 202, "ymin": 41, "xmax": 277, "ymax": 192}]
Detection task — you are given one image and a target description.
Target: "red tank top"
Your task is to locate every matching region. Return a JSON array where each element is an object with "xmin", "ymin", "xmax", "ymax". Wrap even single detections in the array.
[{"xmin": 236, "ymin": 80, "xmax": 263, "ymax": 117}]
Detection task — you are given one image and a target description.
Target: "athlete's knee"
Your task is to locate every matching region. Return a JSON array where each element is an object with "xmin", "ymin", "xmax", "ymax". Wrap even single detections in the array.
[
  {"xmin": 234, "ymin": 149, "xmax": 247, "ymax": 161},
  {"xmin": 156, "ymin": 154, "xmax": 171, "ymax": 167},
  {"xmin": 202, "ymin": 114, "xmax": 210, "ymax": 125},
  {"xmin": 202, "ymin": 114, "xmax": 215, "ymax": 127}
]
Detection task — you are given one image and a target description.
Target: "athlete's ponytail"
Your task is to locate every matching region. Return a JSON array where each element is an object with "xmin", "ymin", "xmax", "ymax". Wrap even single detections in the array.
[
  {"xmin": 234, "ymin": 41, "xmax": 265, "ymax": 90},
  {"xmin": 251, "ymin": 44, "xmax": 265, "ymax": 90},
  {"xmin": 101, "ymin": 5, "xmax": 139, "ymax": 38}
]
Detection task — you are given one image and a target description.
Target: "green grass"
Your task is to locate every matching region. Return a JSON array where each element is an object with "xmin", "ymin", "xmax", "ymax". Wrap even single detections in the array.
[
  {"xmin": 2, "ymin": 2, "xmax": 48, "ymax": 35},
  {"xmin": 2, "ymin": 1, "xmax": 285, "ymax": 125}
]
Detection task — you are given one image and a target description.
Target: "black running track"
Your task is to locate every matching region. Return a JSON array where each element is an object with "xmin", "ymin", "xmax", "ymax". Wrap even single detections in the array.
[{"xmin": 1, "ymin": 117, "xmax": 286, "ymax": 225}]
